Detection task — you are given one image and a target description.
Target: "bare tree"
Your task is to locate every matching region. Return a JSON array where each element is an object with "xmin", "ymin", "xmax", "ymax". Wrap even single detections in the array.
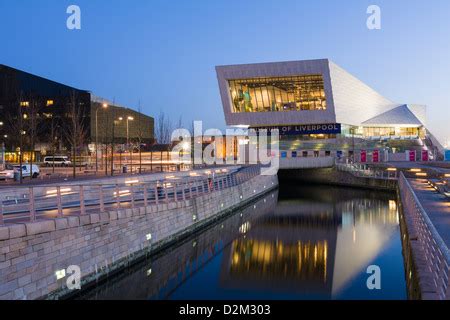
[
  {"xmin": 48, "ymin": 115, "xmax": 60, "ymax": 173},
  {"xmin": 65, "ymin": 91, "xmax": 88, "ymax": 178},
  {"xmin": 7, "ymin": 92, "xmax": 27, "ymax": 183},
  {"xmin": 27, "ymin": 94, "xmax": 42, "ymax": 179},
  {"xmin": 155, "ymin": 111, "xmax": 173, "ymax": 145}
]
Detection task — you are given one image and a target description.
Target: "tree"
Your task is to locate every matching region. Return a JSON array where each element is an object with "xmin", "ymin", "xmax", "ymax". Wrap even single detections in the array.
[
  {"xmin": 155, "ymin": 111, "xmax": 173, "ymax": 145},
  {"xmin": 65, "ymin": 90, "xmax": 88, "ymax": 178},
  {"xmin": 48, "ymin": 115, "xmax": 61, "ymax": 174},
  {"xmin": 27, "ymin": 94, "xmax": 43, "ymax": 179},
  {"xmin": 7, "ymin": 92, "xmax": 27, "ymax": 183}
]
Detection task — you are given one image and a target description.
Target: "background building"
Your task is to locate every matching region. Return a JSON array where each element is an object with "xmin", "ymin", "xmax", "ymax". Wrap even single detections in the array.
[
  {"xmin": 0, "ymin": 64, "xmax": 154, "ymax": 162},
  {"xmin": 216, "ymin": 59, "xmax": 444, "ymax": 160}
]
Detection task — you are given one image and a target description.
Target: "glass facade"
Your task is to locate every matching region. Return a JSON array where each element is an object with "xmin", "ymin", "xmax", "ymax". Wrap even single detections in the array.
[
  {"xmin": 363, "ymin": 127, "xmax": 420, "ymax": 138},
  {"xmin": 228, "ymin": 75, "xmax": 327, "ymax": 113}
]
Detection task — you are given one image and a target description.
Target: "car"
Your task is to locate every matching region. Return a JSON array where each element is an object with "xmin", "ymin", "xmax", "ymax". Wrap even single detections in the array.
[
  {"xmin": 43, "ymin": 156, "xmax": 72, "ymax": 167},
  {"xmin": 13, "ymin": 164, "xmax": 40, "ymax": 179},
  {"xmin": 0, "ymin": 164, "xmax": 15, "ymax": 180}
]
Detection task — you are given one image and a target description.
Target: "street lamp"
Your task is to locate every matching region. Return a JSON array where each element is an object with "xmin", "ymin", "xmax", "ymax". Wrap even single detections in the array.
[
  {"xmin": 126, "ymin": 116, "xmax": 134, "ymax": 146},
  {"xmin": 126, "ymin": 116, "xmax": 134, "ymax": 173},
  {"xmin": 95, "ymin": 103, "xmax": 108, "ymax": 174}
]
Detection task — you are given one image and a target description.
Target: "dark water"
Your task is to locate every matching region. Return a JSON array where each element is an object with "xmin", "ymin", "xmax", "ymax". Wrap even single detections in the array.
[{"xmin": 79, "ymin": 184, "xmax": 407, "ymax": 300}]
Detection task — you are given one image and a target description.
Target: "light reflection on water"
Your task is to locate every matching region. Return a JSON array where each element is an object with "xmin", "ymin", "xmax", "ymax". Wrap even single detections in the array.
[{"xmin": 79, "ymin": 184, "xmax": 407, "ymax": 300}]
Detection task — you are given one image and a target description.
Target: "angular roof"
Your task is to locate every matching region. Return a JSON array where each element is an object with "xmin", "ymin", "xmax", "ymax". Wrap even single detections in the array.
[{"xmin": 361, "ymin": 104, "xmax": 423, "ymax": 126}]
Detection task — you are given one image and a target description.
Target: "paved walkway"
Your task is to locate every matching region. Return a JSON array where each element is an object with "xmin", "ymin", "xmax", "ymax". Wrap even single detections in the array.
[
  {"xmin": 409, "ymin": 179, "xmax": 450, "ymax": 247},
  {"xmin": 387, "ymin": 162, "xmax": 450, "ymax": 174}
]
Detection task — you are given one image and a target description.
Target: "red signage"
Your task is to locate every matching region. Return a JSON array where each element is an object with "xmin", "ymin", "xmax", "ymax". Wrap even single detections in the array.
[
  {"xmin": 421, "ymin": 150, "xmax": 429, "ymax": 162},
  {"xmin": 373, "ymin": 150, "xmax": 379, "ymax": 163},
  {"xmin": 360, "ymin": 150, "xmax": 367, "ymax": 163},
  {"xmin": 409, "ymin": 150, "xmax": 416, "ymax": 162}
]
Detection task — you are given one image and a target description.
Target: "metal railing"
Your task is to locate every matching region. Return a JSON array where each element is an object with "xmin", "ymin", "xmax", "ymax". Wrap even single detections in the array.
[
  {"xmin": 0, "ymin": 166, "xmax": 263, "ymax": 226},
  {"xmin": 399, "ymin": 172, "xmax": 450, "ymax": 299},
  {"xmin": 335, "ymin": 161, "xmax": 398, "ymax": 180}
]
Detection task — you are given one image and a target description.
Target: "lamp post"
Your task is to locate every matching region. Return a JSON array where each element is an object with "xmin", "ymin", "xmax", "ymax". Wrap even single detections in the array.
[
  {"xmin": 126, "ymin": 116, "xmax": 134, "ymax": 173},
  {"xmin": 95, "ymin": 103, "xmax": 108, "ymax": 174}
]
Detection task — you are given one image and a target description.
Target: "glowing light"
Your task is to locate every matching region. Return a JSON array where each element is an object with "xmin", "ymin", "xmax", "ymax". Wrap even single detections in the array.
[
  {"xmin": 389, "ymin": 200, "xmax": 397, "ymax": 211},
  {"xmin": 125, "ymin": 179, "xmax": 139, "ymax": 185},
  {"xmin": 113, "ymin": 189, "xmax": 131, "ymax": 197},
  {"xmin": 46, "ymin": 188, "xmax": 72, "ymax": 196},
  {"xmin": 55, "ymin": 269, "xmax": 66, "ymax": 280},
  {"xmin": 386, "ymin": 168, "xmax": 397, "ymax": 172},
  {"xmin": 410, "ymin": 168, "xmax": 422, "ymax": 172},
  {"xmin": 415, "ymin": 173, "xmax": 427, "ymax": 177}
]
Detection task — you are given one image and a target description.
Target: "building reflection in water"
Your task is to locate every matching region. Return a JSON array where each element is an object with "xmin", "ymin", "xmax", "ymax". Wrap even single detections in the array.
[
  {"xmin": 221, "ymin": 184, "xmax": 401, "ymax": 298},
  {"xmin": 78, "ymin": 184, "xmax": 405, "ymax": 300}
]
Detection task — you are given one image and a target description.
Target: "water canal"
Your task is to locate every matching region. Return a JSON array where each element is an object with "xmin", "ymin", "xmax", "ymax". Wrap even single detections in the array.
[{"xmin": 77, "ymin": 183, "xmax": 408, "ymax": 300}]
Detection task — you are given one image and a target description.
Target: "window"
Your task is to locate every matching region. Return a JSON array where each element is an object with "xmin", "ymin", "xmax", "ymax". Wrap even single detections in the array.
[
  {"xmin": 20, "ymin": 101, "xmax": 29, "ymax": 107},
  {"xmin": 228, "ymin": 75, "xmax": 327, "ymax": 113},
  {"xmin": 46, "ymin": 100, "xmax": 54, "ymax": 106}
]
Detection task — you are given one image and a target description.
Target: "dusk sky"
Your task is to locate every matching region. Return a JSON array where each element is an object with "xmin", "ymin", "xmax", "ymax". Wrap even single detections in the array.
[{"xmin": 1, "ymin": 0, "xmax": 449, "ymax": 145}]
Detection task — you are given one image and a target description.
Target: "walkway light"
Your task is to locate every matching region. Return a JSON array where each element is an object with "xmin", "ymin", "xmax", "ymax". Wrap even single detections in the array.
[
  {"xmin": 416, "ymin": 172, "xmax": 427, "ymax": 177},
  {"xmin": 410, "ymin": 168, "xmax": 422, "ymax": 172},
  {"xmin": 125, "ymin": 179, "xmax": 139, "ymax": 185},
  {"xmin": 386, "ymin": 168, "xmax": 397, "ymax": 172}
]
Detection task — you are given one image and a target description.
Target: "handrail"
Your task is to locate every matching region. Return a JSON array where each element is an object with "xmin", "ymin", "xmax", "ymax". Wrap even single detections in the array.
[
  {"xmin": 335, "ymin": 161, "xmax": 398, "ymax": 180},
  {"xmin": 0, "ymin": 166, "xmax": 263, "ymax": 225},
  {"xmin": 398, "ymin": 172, "xmax": 450, "ymax": 299}
]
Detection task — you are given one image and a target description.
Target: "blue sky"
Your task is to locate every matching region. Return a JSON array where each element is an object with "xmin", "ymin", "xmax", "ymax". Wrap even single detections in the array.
[{"xmin": 1, "ymin": 0, "xmax": 449, "ymax": 145}]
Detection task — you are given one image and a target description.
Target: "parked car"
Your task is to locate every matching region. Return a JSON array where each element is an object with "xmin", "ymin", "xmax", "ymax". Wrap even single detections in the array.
[
  {"xmin": 0, "ymin": 164, "xmax": 15, "ymax": 180},
  {"xmin": 13, "ymin": 164, "xmax": 40, "ymax": 179},
  {"xmin": 43, "ymin": 156, "xmax": 72, "ymax": 167}
]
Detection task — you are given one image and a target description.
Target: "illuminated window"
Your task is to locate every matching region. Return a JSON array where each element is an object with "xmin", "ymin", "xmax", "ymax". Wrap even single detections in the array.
[
  {"xmin": 46, "ymin": 100, "xmax": 54, "ymax": 106},
  {"xmin": 20, "ymin": 101, "xmax": 29, "ymax": 107},
  {"xmin": 228, "ymin": 75, "xmax": 327, "ymax": 113}
]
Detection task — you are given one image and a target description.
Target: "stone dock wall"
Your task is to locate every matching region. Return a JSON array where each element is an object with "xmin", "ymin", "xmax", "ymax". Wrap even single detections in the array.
[{"xmin": 0, "ymin": 174, "xmax": 278, "ymax": 300}]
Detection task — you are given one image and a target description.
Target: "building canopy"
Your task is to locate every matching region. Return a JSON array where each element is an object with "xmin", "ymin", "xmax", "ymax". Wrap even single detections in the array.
[{"xmin": 361, "ymin": 104, "xmax": 423, "ymax": 127}]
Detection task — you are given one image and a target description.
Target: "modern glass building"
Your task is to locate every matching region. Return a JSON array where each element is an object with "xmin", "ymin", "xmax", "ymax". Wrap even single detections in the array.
[
  {"xmin": 216, "ymin": 59, "xmax": 443, "ymax": 160},
  {"xmin": 0, "ymin": 64, "xmax": 154, "ymax": 161}
]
